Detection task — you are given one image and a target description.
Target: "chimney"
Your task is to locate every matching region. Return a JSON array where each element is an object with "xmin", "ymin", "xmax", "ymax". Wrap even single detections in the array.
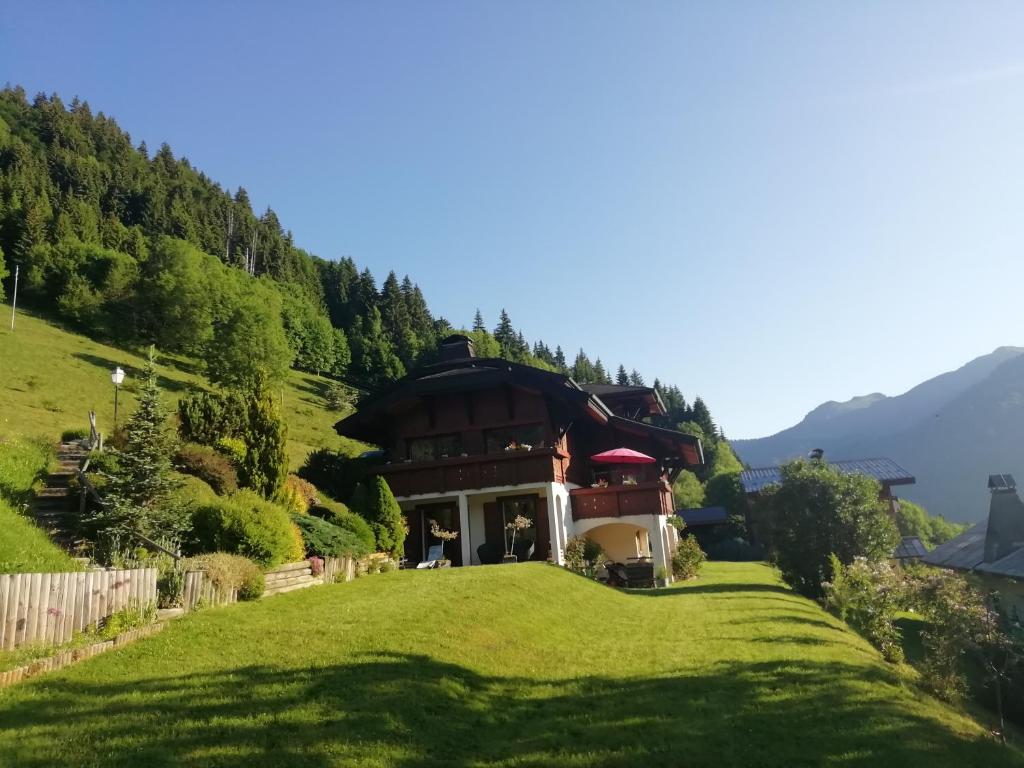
[
  {"xmin": 808, "ymin": 448, "xmax": 824, "ymax": 462},
  {"xmin": 985, "ymin": 473, "xmax": 1024, "ymax": 562},
  {"xmin": 439, "ymin": 334, "xmax": 476, "ymax": 362}
]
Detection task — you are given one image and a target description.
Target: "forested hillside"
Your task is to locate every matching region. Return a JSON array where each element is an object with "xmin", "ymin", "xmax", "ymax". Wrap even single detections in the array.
[{"xmin": 0, "ymin": 86, "xmax": 722, "ymax": 433}]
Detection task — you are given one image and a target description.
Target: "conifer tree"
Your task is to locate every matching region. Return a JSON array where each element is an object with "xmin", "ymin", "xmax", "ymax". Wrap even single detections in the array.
[
  {"xmin": 494, "ymin": 309, "xmax": 516, "ymax": 357},
  {"xmin": 572, "ymin": 349, "xmax": 595, "ymax": 383},
  {"xmin": 594, "ymin": 359, "xmax": 610, "ymax": 384},
  {"xmin": 628, "ymin": 369, "xmax": 645, "ymax": 386},
  {"xmin": 239, "ymin": 378, "xmax": 289, "ymax": 499},
  {"xmin": 692, "ymin": 396, "xmax": 717, "ymax": 439},
  {"xmin": 472, "ymin": 309, "xmax": 486, "ymax": 333},
  {"xmin": 351, "ymin": 476, "xmax": 406, "ymax": 557},
  {"xmin": 99, "ymin": 346, "xmax": 184, "ymax": 539},
  {"xmin": 553, "ymin": 346, "xmax": 567, "ymax": 373},
  {"xmin": 616, "ymin": 365, "xmax": 629, "ymax": 386}
]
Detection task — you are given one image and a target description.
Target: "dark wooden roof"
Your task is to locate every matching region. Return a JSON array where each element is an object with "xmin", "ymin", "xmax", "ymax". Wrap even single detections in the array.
[
  {"xmin": 922, "ymin": 522, "xmax": 988, "ymax": 572},
  {"xmin": 893, "ymin": 536, "xmax": 928, "ymax": 560},
  {"xmin": 334, "ymin": 359, "xmax": 701, "ymax": 464}
]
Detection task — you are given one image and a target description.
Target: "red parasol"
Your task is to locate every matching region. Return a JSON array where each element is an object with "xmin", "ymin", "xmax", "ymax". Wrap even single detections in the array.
[{"xmin": 590, "ymin": 448, "xmax": 656, "ymax": 464}]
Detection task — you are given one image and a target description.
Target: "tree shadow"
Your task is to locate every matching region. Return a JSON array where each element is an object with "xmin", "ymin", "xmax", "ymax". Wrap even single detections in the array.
[
  {"xmin": 625, "ymin": 582, "xmax": 796, "ymax": 599},
  {"xmin": 0, "ymin": 651, "xmax": 1016, "ymax": 767},
  {"xmin": 71, "ymin": 353, "xmax": 190, "ymax": 393}
]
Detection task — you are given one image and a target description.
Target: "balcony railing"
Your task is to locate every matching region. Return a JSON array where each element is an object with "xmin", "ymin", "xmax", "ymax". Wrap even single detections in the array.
[
  {"xmin": 377, "ymin": 447, "xmax": 565, "ymax": 498},
  {"xmin": 569, "ymin": 481, "xmax": 674, "ymax": 521}
]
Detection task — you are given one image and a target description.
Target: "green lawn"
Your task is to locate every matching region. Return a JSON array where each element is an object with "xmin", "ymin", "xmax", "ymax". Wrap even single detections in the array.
[
  {"xmin": 0, "ymin": 437, "xmax": 82, "ymax": 573},
  {"xmin": 0, "ymin": 310, "xmax": 368, "ymax": 469},
  {"xmin": 0, "ymin": 562, "xmax": 1017, "ymax": 767}
]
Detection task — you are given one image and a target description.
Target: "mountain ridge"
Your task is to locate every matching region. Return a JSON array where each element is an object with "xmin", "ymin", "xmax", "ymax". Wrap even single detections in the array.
[{"xmin": 734, "ymin": 346, "xmax": 1024, "ymax": 522}]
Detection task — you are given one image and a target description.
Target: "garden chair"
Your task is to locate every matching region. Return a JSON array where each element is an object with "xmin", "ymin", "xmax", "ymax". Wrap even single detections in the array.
[{"xmin": 415, "ymin": 544, "xmax": 444, "ymax": 569}]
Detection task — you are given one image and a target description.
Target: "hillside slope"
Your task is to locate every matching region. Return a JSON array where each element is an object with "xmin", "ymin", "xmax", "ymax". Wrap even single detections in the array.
[
  {"xmin": 735, "ymin": 346, "xmax": 1024, "ymax": 522},
  {"xmin": 0, "ymin": 312, "xmax": 367, "ymax": 469},
  {"xmin": 0, "ymin": 563, "xmax": 1015, "ymax": 767}
]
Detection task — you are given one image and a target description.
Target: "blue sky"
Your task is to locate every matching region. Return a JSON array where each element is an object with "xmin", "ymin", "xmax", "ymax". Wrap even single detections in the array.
[{"xmin": 4, "ymin": 2, "xmax": 1024, "ymax": 438}]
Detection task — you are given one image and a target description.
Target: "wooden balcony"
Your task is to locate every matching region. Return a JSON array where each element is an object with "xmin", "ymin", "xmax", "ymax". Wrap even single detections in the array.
[
  {"xmin": 377, "ymin": 447, "xmax": 565, "ymax": 498},
  {"xmin": 569, "ymin": 481, "xmax": 674, "ymax": 521}
]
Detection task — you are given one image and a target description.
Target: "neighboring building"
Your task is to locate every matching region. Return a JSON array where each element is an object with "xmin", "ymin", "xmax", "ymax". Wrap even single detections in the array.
[
  {"xmin": 739, "ymin": 455, "xmax": 916, "ymax": 516},
  {"xmin": 334, "ymin": 334, "xmax": 704, "ymax": 578},
  {"xmin": 924, "ymin": 474, "xmax": 1024, "ymax": 618},
  {"xmin": 893, "ymin": 536, "xmax": 928, "ymax": 563},
  {"xmin": 676, "ymin": 506, "xmax": 729, "ymax": 531}
]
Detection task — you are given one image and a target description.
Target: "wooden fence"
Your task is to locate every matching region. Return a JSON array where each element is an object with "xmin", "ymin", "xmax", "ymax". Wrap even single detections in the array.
[
  {"xmin": 181, "ymin": 571, "xmax": 238, "ymax": 611},
  {"xmin": 0, "ymin": 568, "xmax": 157, "ymax": 650},
  {"xmin": 323, "ymin": 556, "xmax": 356, "ymax": 584}
]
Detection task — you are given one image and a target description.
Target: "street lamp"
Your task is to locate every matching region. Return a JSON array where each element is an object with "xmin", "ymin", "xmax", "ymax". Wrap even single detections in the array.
[{"xmin": 111, "ymin": 366, "xmax": 126, "ymax": 428}]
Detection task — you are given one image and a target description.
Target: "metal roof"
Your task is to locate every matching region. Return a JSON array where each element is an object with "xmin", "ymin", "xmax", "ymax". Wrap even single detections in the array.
[
  {"xmin": 989, "ymin": 474, "xmax": 1017, "ymax": 490},
  {"xmin": 976, "ymin": 548, "xmax": 1024, "ymax": 580},
  {"xmin": 893, "ymin": 536, "xmax": 928, "ymax": 561},
  {"xmin": 922, "ymin": 522, "xmax": 988, "ymax": 571},
  {"xmin": 739, "ymin": 458, "xmax": 915, "ymax": 493},
  {"xmin": 676, "ymin": 506, "xmax": 729, "ymax": 526}
]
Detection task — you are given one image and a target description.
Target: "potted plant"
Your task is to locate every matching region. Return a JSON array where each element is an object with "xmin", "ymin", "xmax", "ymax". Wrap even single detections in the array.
[
  {"xmin": 503, "ymin": 514, "xmax": 532, "ymax": 563},
  {"xmin": 429, "ymin": 519, "xmax": 459, "ymax": 567},
  {"xmin": 654, "ymin": 565, "xmax": 669, "ymax": 588}
]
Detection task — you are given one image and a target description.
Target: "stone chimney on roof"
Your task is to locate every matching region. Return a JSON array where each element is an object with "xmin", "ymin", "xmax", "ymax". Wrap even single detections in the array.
[
  {"xmin": 439, "ymin": 334, "xmax": 476, "ymax": 362},
  {"xmin": 985, "ymin": 473, "xmax": 1024, "ymax": 562}
]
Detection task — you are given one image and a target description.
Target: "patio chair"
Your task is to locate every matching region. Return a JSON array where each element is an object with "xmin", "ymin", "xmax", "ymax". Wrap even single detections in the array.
[
  {"xmin": 624, "ymin": 559, "xmax": 655, "ymax": 588},
  {"xmin": 415, "ymin": 544, "xmax": 445, "ymax": 569}
]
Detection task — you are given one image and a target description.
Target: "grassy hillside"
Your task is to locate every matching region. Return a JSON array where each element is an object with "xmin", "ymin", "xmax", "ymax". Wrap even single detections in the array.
[
  {"xmin": 0, "ymin": 311, "xmax": 368, "ymax": 469},
  {"xmin": 0, "ymin": 438, "xmax": 82, "ymax": 573},
  {"xmin": 0, "ymin": 563, "xmax": 1016, "ymax": 767}
]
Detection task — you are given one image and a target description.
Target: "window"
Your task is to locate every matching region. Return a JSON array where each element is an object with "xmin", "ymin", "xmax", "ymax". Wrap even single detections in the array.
[
  {"xmin": 484, "ymin": 424, "xmax": 547, "ymax": 454},
  {"xmin": 407, "ymin": 433, "xmax": 462, "ymax": 461}
]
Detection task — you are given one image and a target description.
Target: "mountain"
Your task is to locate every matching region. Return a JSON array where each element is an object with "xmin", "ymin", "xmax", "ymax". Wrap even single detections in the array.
[{"xmin": 733, "ymin": 346, "xmax": 1024, "ymax": 523}]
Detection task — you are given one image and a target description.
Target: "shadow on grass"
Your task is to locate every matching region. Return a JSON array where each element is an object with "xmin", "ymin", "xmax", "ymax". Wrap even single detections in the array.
[
  {"xmin": 71, "ymin": 353, "xmax": 190, "ymax": 393},
  {"xmin": 0, "ymin": 653, "xmax": 1016, "ymax": 768},
  {"xmin": 625, "ymin": 582, "xmax": 796, "ymax": 599}
]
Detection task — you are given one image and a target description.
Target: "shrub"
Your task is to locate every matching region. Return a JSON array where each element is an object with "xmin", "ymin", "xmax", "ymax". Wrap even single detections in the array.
[
  {"xmin": 564, "ymin": 535, "xmax": 605, "ymax": 575},
  {"xmin": 99, "ymin": 601, "xmax": 156, "ymax": 640},
  {"xmin": 215, "ymin": 436, "xmax": 247, "ymax": 466},
  {"xmin": 298, "ymin": 449, "xmax": 375, "ymax": 505},
  {"xmin": 180, "ymin": 552, "xmax": 265, "ymax": 601},
  {"xmin": 175, "ymin": 442, "xmax": 239, "ymax": 494},
  {"xmin": 671, "ymin": 535, "xmax": 706, "ymax": 580},
  {"xmin": 310, "ymin": 498, "xmax": 376, "ymax": 554},
  {"xmin": 309, "ymin": 555, "xmax": 324, "ymax": 576},
  {"xmin": 190, "ymin": 490, "xmax": 304, "ymax": 567},
  {"xmin": 238, "ymin": 383, "xmax": 288, "ymax": 498},
  {"xmin": 325, "ymin": 382, "xmax": 356, "ymax": 412},
  {"xmin": 276, "ymin": 474, "xmax": 320, "ymax": 515},
  {"xmin": 177, "ymin": 390, "xmax": 246, "ymax": 445},
  {"xmin": 758, "ymin": 459, "xmax": 899, "ymax": 598},
  {"xmin": 350, "ymin": 476, "xmax": 405, "ymax": 557},
  {"xmin": 61, "ymin": 427, "xmax": 89, "ymax": 442},
  {"xmin": 291, "ymin": 512, "xmax": 367, "ymax": 558},
  {"xmin": 822, "ymin": 555, "xmax": 905, "ymax": 663}
]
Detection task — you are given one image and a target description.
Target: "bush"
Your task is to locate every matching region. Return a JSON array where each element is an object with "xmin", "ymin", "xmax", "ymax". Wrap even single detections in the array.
[
  {"xmin": 177, "ymin": 390, "xmax": 246, "ymax": 445},
  {"xmin": 157, "ymin": 565, "xmax": 186, "ymax": 608},
  {"xmin": 564, "ymin": 535, "xmax": 605, "ymax": 576},
  {"xmin": 175, "ymin": 443, "xmax": 239, "ymax": 495},
  {"xmin": 276, "ymin": 474, "xmax": 320, "ymax": 515},
  {"xmin": 758, "ymin": 459, "xmax": 899, "ymax": 598},
  {"xmin": 215, "ymin": 436, "xmax": 247, "ymax": 466},
  {"xmin": 190, "ymin": 490, "xmax": 304, "ymax": 567},
  {"xmin": 99, "ymin": 601, "xmax": 156, "ymax": 640},
  {"xmin": 291, "ymin": 512, "xmax": 367, "ymax": 558},
  {"xmin": 298, "ymin": 449, "xmax": 375, "ymax": 506},
  {"xmin": 310, "ymin": 497, "xmax": 376, "ymax": 554},
  {"xmin": 325, "ymin": 382, "xmax": 356, "ymax": 412},
  {"xmin": 61, "ymin": 427, "xmax": 89, "ymax": 442},
  {"xmin": 822, "ymin": 555, "xmax": 905, "ymax": 663},
  {"xmin": 350, "ymin": 476, "xmax": 405, "ymax": 557},
  {"xmin": 704, "ymin": 537, "xmax": 764, "ymax": 562},
  {"xmin": 671, "ymin": 535, "xmax": 706, "ymax": 580},
  {"xmin": 180, "ymin": 552, "xmax": 265, "ymax": 601}
]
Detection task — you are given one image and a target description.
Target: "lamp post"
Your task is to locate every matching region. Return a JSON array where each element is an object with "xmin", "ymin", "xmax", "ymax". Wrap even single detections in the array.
[{"xmin": 111, "ymin": 366, "xmax": 126, "ymax": 428}]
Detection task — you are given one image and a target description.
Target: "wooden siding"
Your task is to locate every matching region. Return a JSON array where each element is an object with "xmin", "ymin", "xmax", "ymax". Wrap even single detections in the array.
[
  {"xmin": 569, "ymin": 481, "xmax": 674, "ymax": 521},
  {"xmin": 380, "ymin": 448, "xmax": 565, "ymax": 497}
]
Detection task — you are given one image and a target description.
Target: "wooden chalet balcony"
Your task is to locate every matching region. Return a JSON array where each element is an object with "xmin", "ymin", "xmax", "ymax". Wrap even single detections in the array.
[
  {"xmin": 377, "ymin": 447, "xmax": 566, "ymax": 498},
  {"xmin": 569, "ymin": 481, "xmax": 674, "ymax": 521}
]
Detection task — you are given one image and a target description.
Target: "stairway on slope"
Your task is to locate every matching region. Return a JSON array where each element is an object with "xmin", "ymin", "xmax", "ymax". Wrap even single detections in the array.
[{"xmin": 29, "ymin": 442, "xmax": 88, "ymax": 551}]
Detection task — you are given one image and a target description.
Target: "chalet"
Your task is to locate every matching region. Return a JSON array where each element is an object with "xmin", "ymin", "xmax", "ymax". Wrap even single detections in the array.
[
  {"xmin": 334, "ymin": 335, "xmax": 704, "ymax": 578},
  {"xmin": 924, "ymin": 474, "xmax": 1024, "ymax": 618}
]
